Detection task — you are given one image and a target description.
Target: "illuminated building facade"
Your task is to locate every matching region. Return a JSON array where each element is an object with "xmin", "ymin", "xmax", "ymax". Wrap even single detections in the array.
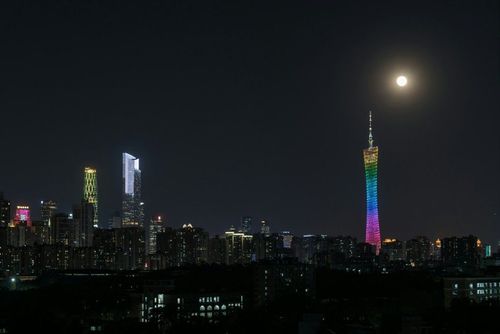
[
  {"xmin": 156, "ymin": 224, "xmax": 209, "ymax": 267},
  {"xmin": 0, "ymin": 193, "xmax": 11, "ymax": 227},
  {"xmin": 444, "ymin": 277, "xmax": 500, "ymax": 308},
  {"xmin": 83, "ymin": 167, "xmax": 98, "ymax": 227},
  {"xmin": 14, "ymin": 205, "xmax": 31, "ymax": 227},
  {"xmin": 224, "ymin": 227, "xmax": 252, "ymax": 265},
  {"xmin": 363, "ymin": 111, "xmax": 381, "ymax": 253},
  {"xmin": 122, "ymin": 153, "xmax": 144, "ymax": 227},
  {"xmin": 260, "ymin": 219, "xmax": 270, "ymax": 235},
  {"xmin": 148, "ymin": 215, "xmax": 165, "ymax": 255},
  {"xmin": 40, "ymin": 200, "xmax": 57, "ymax": 224},
  {"xmin": 240, "ymin": 216, "xmax": 252, "ymax": 233}
]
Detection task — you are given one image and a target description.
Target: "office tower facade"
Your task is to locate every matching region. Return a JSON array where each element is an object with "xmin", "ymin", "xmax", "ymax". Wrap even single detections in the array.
[
  {"xmin": 260, "ymin": 219, "xmax": 270, "ymax": 235},
  {"xmin": 51, "ymin": 213, "xmax": 75, "ymax": 246},
  {"xmin": 148, "ymin": 215, "xmax": 165, "ymax": 255},
  {"xmin": 107, "ymin": 211, "xmax": 122, "ymax": 229},
  {"xmin": 122, "ymin": 153, "xmax": 144, "ymax": 227},
  {"xmin": 280, "ymin": 231, "xmax": 294, "ymax": 249},
  {"xmin": 241, "ymin": 216, "xmax": 253, "ymax": 233},
  {"xmin": 363, "ymin": 111, "xmax": 381, "ymax": 254},
  {"xmin": 0, "ymin": 193, "xmax": 11, "ymax": 227},
  {"xmin": 73, "ymin": 200, "xmax": 95, "ymax": 247},
  {"xmin": 14, "ymin": 205, "xmax": 32, "ymax": 227},
  {"xmin": 83, "ymin": 167, "xmax": 98, "ymax": 227},
  {"xmin": 40, "ymin": 200, "xmax": 57, "ymax": 224}
]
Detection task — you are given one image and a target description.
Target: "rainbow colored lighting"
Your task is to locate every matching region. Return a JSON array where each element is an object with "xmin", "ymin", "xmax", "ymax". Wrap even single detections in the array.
[{"xmin": 364, "ymin": 112, "xmax": 381, "ymax": 253}]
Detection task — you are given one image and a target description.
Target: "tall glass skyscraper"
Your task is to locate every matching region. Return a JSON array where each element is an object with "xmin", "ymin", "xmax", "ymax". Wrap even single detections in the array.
[
  {"xmin": 83, "ymin": 167, "xmax": 98, "ymax": 227},
  {"xmin": 363, "ymin": 111, "xmax": 381, "ymax": 254},
  {"xmin": 122, "ymin": 153, "xmax": 144, "ymax": 227}
]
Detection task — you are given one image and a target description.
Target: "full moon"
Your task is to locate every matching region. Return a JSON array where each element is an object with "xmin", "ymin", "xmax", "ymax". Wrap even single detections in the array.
[{"xmin": 396, "ymin": 75, "xmax": 408, "ymax": 87}]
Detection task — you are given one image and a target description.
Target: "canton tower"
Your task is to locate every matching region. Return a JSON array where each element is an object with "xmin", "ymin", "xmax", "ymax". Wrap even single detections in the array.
[{"xmin": 363, "ymin": 111, "xmax": 381, "ymax": 253}]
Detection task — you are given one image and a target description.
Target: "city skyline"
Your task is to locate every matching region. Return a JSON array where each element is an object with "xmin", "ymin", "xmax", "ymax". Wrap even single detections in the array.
[
  {"xmin": 0, "ymin": 2, "xmax": 497, "ymax": 243},
  {"xmin": 0, "ymin": 2, "xmax": 499, "ymax": 333}
]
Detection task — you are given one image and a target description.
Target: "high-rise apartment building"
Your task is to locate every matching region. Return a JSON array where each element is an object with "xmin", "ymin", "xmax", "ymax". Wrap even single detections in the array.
[
  {"xmin": 441, "ymin": 235, "xmax": 482, "ymax": 268},
  {"xmin": 83, "ymin": 167, "xmax": 98, "ymax": 227},
  {"xmin": 224, "ymin": 227, "xmax": 253, "ymax": 265},
  {"xmin": 122, "ymin": 153, "xmax": 144, "ymax": 227},
  {"xmin": 156, "ymin": 224, "xmax": 209, "ymax": 267}
]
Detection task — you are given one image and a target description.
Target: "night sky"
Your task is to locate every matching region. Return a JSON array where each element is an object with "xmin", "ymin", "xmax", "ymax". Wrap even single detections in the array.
[{"xmin": 0, "ymin": 1, "xmax": 498, "ymax": 243}]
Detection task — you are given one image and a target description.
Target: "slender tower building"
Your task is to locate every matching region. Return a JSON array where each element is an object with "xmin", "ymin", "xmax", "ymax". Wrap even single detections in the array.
[
  {"xmin": 363, "ymin": 111, "xmax": 381, "ymax": 254},
  {"xmin": 83, "ymin": 167, "xmax": 99, "ymax": 227},
  {"xmin": 122, "ymin": 153, "xmax": 144, "ymax": 227}
]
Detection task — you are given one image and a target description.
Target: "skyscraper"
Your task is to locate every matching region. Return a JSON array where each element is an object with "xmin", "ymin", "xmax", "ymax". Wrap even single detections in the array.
[
  {"xmin": 0, "ymin": 193, "xmax": 11, "ymax": 228},
  {"xmin": 241, "ymin": 216, "xmax": 253, "ymax": 233},
  {"xmin": 73, "ymin": 200, "xmax": 95, "ymax": 247},
  {"xmin": 51, "ymin": 213, "xmax": 75, "ymax": 246},
  {"xmin": 148, "ymin": 215, "xmax": 165, "ymax": 255},
  {"xmin": 223, "ymin": 226, "xmax": 253, "ymax": 265},
  {"xmin": 40, "ymin": 200, "xmax": 57, "ymax": 224},
  {"xmin": 363, "ymin": 111, "xmax": 381, "ymax": 254},
  {"xmin": 122, "ymin": 153, "xmax": 144, "ymax": 227},
  {"xmin": 260, "ymin": 219, "xmax": 271, "ymax": 235},
  {"xmin": 83, "ymin": 167, "xmax": 98, "ymax": 227}
]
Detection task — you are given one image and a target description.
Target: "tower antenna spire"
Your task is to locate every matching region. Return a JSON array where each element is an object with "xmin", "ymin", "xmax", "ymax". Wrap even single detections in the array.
[{"xmin": 368, "ymin": 111, "xmax": 374, "ymax": 148}]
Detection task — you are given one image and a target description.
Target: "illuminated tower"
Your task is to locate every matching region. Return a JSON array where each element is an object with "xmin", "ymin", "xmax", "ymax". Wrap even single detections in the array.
[
  {"xmin": 363, "ymin": 111, "xmax": 381, "ymax": 253},
  {"xmin": 122, "ymin": 153, "xmax": 144, "ymax": 227},
  {"xmin": 83, "ymin": 167, "xmax": 99, "ymax": 227}
]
